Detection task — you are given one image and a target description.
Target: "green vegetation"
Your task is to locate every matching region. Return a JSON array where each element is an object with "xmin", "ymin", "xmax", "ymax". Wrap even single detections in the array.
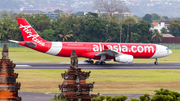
[
  {"xmin": 0, "ymin": 11, "xmax": 180, "ymax": 43},
  {"xmin": 168, "ymin": 20, "xmax": 180, "ymax": 37},
  {"xmin": 6, "ymin": 47, "xmax": 81, "ymax": 63},
  {"xmin": 15, "ymin": 69, "xmax": 180, "ymax": 94},
  {"xmin": 90, "ymin": 89, "xmax": 180, "ymax": 101},
  {"xmin": 0, "ymin": 12, "xmax": 155, "ymax": 43},
  {"xmin": 52, "ymin": 94, "xmax": 67, "ymax": 101}
]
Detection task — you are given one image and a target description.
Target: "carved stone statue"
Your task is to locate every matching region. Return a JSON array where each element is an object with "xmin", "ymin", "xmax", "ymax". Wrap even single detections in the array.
[
  {"xmin": 59, "ymin": 49, "xmax": 98, "ymax": 101},
  {"xmin": 2, "ymin": 42, "xmax": 9, "ymax": 59},
  {"xmin": 70, "ymin": 50, "xmax": 78, "ymax": 69}
]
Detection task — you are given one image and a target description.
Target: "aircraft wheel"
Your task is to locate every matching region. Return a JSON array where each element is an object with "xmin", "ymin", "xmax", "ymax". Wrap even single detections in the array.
[
  {"xmin": 95, "ymin": 61, "xmax": 100, "ymax": 65},
  {"xmin": 84, "ymin": 59, "xmax": 94, "ymax": 64},
  {"xmin": 100, "ymin": 61, "xmax": 106, "ymax": 65},
  {"xmin": 154, "ymin": 61, "xmax": 158, "ymax": 65},
  {"xmin": 90, "ymin": 61, "xmax": 94, "ymax": 64}
]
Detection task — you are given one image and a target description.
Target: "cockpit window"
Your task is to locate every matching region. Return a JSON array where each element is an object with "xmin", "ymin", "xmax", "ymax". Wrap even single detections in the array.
[{"xmin": 166, "ymin": 48, "xmax": 169, "ymax": 50}]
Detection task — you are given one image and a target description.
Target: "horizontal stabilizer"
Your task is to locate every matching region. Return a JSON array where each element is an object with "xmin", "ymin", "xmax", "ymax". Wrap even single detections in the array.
[{"xmin": 8, "ymin": 40, "xmax": 19, "ymax": 43}]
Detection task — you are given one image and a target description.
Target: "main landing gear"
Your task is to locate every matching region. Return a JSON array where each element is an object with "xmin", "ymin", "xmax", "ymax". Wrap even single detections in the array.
[
  {"xmin": 84, "ymin": 59, "xmax": 94, "ymax": 64},
  {"xmin": 95, "ymin": 61, "xmax": 106, "ymax": 65},
  {"xmin": 84, "ymin": 59, "xmax": 106, "ymax": 65},
  {"xmin": 154, "ymin": 58, "xmax": 158, "ymax": 65}
]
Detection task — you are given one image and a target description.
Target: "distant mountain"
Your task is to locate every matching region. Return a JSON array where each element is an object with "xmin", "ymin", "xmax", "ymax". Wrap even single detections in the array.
[
  {"xmin": 0, "ymin": 0, "xmax": 23, "ymax": 10},
  {"xmin": 1, "ymin": 0, "xmax": 180, "ymax": 17},
  {"xmin": 128, "ymin": 0, "xmax": 180, "ymax": 17}
]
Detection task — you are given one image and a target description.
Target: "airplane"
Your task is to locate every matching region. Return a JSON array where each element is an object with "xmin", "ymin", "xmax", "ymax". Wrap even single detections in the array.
[{"xmin": 9, "ymin": 18, "xmax": 172, "ymax": 65}]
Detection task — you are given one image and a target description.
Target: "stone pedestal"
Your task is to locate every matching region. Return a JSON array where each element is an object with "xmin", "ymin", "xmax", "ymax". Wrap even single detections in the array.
[{"xmin": 0, "ymin": 42, "xmax": 21, "ymax": 101}]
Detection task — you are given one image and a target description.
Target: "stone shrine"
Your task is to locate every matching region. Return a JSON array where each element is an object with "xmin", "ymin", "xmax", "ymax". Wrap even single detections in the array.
[
  {"xmin": 59, "ymin": 50, "xmax": 98, "ymax": 101},
  {"xmin": 0, "ymin": 42, "xmax": 21, "ymax": 101}
]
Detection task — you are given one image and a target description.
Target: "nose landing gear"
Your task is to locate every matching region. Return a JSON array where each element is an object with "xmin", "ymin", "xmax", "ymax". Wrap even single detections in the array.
[{"xmin": 154, "ymin": 58, "xmax": 158, "ymax": 65}]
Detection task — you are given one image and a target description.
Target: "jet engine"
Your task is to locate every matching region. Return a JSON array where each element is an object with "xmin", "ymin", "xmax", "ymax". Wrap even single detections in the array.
[{"xmin": 114, "ymin": 54, "xmax": 134, "ymax": 63}]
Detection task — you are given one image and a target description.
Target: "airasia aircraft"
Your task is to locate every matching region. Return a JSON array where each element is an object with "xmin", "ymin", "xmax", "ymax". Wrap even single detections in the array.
[{"xmin": 9, "ymin": 18, "xmax": 172, "ymax": 65}]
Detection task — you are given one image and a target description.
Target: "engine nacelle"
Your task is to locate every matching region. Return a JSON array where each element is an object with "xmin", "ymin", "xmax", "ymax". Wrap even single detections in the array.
[{"xmin": 114, "ymin": 54, "xmax": 134, "ymax": 63}]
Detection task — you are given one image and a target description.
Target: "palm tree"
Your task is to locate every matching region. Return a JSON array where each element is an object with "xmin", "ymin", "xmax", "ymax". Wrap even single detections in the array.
[
  {"xmin": 105, "ymin": 36, "xmax": 112, "ymax": 42},
  {"xmin": 59, "ymin": 29, "xmax": 73, "ymax": 41},
  {"xmin": 123, "ymin": 17, "xmax": 138, "ymax": 43},
  {"xmin": 151, "ymin": 29, "xmax": 163, "ymax": 43}
]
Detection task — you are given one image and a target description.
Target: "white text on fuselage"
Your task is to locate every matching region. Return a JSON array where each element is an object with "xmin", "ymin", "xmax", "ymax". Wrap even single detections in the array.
[
  {"xmin": 19, "ymin": 24, "xmax": 45, "ymax": 46},
  {"xmin": 93, "ymin": 44, "xmax": 155, "ymax": 53}
]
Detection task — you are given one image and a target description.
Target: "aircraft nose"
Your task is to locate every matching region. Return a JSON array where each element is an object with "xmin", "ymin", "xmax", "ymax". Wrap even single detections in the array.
[{"xmin": 169, "ymin": 50, "xmax": 172, "ymax": 55}]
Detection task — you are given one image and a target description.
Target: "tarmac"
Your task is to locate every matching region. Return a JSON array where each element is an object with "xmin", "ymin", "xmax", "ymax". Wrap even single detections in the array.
[{"xmin": 19, "ymin": 92, "xmax": 154, "ymax": 101}]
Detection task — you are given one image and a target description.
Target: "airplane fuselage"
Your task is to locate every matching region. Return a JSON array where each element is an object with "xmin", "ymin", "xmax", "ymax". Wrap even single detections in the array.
[{"xmin": 18, "ymin": 41, "xmax": 172, "ymax": 60}]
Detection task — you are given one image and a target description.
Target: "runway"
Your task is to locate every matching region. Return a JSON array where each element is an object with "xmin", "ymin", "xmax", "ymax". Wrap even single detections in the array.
[
  {"xmin": 15, "ymin": 62, "xmax": 180, "ymax": 69},
  {"xmin": 18, "ymin": 92, "xmax": 153, "ymax": 101}
]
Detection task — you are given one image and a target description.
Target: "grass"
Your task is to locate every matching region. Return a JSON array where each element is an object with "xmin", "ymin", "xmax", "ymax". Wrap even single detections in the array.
[
  {"xmin": 0, "ymin": 47, "xmax": 179, "ymax": 63},
  {"xmin": 15, "ymin": 69, "xmax": 180, "ymax": 94},
  {"xmin": 3, "ymin": 47, "xmax": 85, "ymax": 63},
  {"xmin": 1, "ymin": 47, "xmax": 180, "ymax": 94}
]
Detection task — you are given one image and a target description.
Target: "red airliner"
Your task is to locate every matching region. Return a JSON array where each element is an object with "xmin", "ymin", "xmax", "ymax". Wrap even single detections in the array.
[{"xmin": 9, "ymin": 18, "xmax": 172, "ymax": 65}]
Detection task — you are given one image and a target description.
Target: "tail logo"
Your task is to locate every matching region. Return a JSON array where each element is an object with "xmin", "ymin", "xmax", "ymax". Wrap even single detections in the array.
[{"xmin": 20, "ymin": 24, "xmax": 45, "ymax": 46}]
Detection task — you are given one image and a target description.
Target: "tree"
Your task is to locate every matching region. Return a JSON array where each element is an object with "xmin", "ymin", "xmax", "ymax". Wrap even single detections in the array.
[
  {"xmin": 151, "ymin": 29, "xmax": 162, "ymax": 43},
  {"xmin": 123, "ymin": 17, "xmax": 138, "ymax": 42},
  {"xmin": 85, "ymin": 12, "xmax": 98, "ymax": 18},
  {"xmin": 143, "ymin": 14, "xmax": 152, "ymax": 23},
  {"xmin": 168, "ymin": 20, "xmax": 180, "ymax": 37},
  {"xmin": 72, "ymin": 16, "xmax": 84, "ymax": 42},
  {"xmin": 53, "ymin": 13, "xmax": 75, "ymax": 41},
  {"xmin": 130, "ymin": 32, "xmax": 140, "ymax": 43},
  {"xmin": 151, "ymin": 13, "xmax": 160, "ymax": 21},
  {"xmin": 94, "ymin": 0, "xmax": 129, "ymax": 19},
  {"xmin": 133, "ymin": 21, "xmax": 153, "ymax": 43},
  {"xmin": 139, "ymin": 94, "xmax": 151, "ymax": 101},
  {"xmin": 81, "ymin": 17, "xmax": 108, "ymax": 42},
  {"xmin": 0, "ymin": 13, "xmax": 22, "ymax": 41},
  {"xmin": 34, "ymin": 14, "xmax": 51, "ymax": 32},
  {"xmin": 59, "ymin": 28, "xmax": 73, "ymax": 41},
  {"xmin": 160, "ymin": 27, "xmax": 168, "ymax": 33},
  {"xmin": 41, "ymin": 29, "xmax": 56, "ymax": 41},
  {"xmin": 54, "ymin": 9, "xmax": 63, "ymax": 14},
  {"xmin": 152, "ymin": 88, "xmax": 180, "ymax": 101},
  {"xmin": 162, "ymin": 16, "xmax": 169, "ymax": 20}
]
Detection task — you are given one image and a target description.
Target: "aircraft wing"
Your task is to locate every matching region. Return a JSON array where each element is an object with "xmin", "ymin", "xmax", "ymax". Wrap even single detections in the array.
[{"xmin": 95, "ymin": 49, "xmax": 123, "ymax": 57}]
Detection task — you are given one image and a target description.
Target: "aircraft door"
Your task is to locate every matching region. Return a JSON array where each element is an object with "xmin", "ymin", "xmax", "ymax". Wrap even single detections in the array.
[{"xmin": 86, "ymin": 45, "xmax": 91, "ymax": 51}]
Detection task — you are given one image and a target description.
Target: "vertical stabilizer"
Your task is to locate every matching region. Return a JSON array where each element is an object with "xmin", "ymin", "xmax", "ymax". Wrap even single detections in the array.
[{"xmin": 16, "ymin": 18, "xmax": 47, "ymax": 46}]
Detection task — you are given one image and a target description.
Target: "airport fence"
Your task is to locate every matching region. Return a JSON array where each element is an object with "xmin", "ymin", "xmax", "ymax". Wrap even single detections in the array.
[
  {"xmin": 0, "ymin": 41, "xmax": 23, "ymax": 47},
  {"xmin": 0, "ymin": 41, "xmax": 180, "ymax": 49},
  {"xmin": 160, "ymin": 43, "xmax": 180, "ymax": 49}
]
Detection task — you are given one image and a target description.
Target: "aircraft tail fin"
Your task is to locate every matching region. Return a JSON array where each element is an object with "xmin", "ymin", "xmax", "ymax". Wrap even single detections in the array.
[{"xmin": 16, "ymin": 18, "xmax": 47, "ymax": 46}]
